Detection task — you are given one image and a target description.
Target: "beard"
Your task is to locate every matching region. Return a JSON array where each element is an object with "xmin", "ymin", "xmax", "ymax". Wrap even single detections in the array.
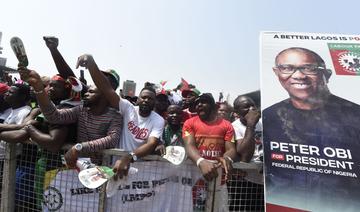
[{"xmin": 139, "ymin": 104, "xmax": 152, "ymax": 116}]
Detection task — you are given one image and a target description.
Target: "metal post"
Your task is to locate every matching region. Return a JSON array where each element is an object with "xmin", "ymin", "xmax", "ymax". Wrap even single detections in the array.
[
  {"xmin": 1, "ymin": 143, "xmax": 17, "ymax": 212},
  {"xmin": 98, "ymin": 154, "xmax": 111, "ymax": 212}
]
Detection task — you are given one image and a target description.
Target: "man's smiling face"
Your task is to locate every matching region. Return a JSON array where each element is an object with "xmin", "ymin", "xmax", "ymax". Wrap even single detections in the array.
[{"xmin": 274, "ymin": 49, "xmax": 326, "ymax": 102}]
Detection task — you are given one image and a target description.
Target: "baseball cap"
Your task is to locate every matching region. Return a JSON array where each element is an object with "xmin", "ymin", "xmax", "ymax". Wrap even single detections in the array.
[
  {"xmin": 181, "ymin": 87, "xmax": 201, "ymax": 98},
  {"xmin": 195, "ymin": 93, "xmax": 215, "ymax": 106},
  {"xmin": 102, "ymin": 69, "xmax": 120, "ymax": 89},
  {"xmin": 0, "ymin": 83, "xmax": 9, "ymax": 95},
  {"xmin": 51, "ymin": 75, "xmax": 72, "ymax": 89}
]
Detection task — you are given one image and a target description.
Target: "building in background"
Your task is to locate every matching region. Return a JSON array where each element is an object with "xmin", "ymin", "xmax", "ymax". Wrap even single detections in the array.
[
  {"xmin": 122, "ymin": 80, "xmax": 136, "ymax": 97},
  {"xmin": 0, "ymin": 32, "xmax": 6, "ymax": 82}
]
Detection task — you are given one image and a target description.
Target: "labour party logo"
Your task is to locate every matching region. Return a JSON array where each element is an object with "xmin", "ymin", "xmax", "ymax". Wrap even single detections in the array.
[
  {"xmin": 43, "ymin": 186, "xmax": 63, "ymax": 211},
  {"xmin": 328, "ymin": 43, "xmax": 360, "ymax": 75}
]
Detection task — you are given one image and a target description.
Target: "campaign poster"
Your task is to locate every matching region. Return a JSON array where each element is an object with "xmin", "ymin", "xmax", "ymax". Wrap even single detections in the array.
[
  {"xmin": 261, "ymin": 32, "xmax": 360, "ymax": 212},
  {"xmin": 43, "ymin": 161, "xmax": 202, "ymax": 212}
]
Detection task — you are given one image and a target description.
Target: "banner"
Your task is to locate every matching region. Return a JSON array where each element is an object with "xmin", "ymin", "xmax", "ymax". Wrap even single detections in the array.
[
  {"xmin": 106, "ymin": 161, "xmax": 201, "ymax": 212},
  {"xmin": 261, "ymin": 32, "xmax": 360, "ymax": 212},
  {"xmin": 43, "ymin": 161, "xmax": 201, "ymax": 212}
]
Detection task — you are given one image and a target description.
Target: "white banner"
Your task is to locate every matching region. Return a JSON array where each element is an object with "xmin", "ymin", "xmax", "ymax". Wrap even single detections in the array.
[{"xmin": 43, "ymin": 161, "xmax": 202, "ymax": 212}]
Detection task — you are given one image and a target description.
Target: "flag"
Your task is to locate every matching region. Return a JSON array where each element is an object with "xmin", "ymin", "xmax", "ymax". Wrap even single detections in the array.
[
  {"xmin": 158, "ymin": 80, "xmax": 168, "ymax": 94},
  {"xmin": 176, "ymin": 78, "xmax": 190, "ymax": 91},
  {"xmin": 160, "ymin": 80, "xmax": 167, "ymax": 87}
]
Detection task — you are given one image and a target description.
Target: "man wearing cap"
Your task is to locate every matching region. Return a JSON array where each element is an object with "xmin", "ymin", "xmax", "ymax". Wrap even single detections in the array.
[
  {"xmin": 182, "ymin": 93, "xmax": 237, "ymax": 180},
  {"xmin": 181, "ymin": 87, "xmax": 200, "ymax": 122},
  {"xmin": 182, "ymin": 93, "xmax": 237, "ymax": 212},
  {"xmin": 154, "ymin": 92, "xmax": 170, "ymax": 118},
  {"xmin": 75, "ymin": 54, "xmax": 165, "ymax": 180},
  {"xmin": 263, "ymin": 47, "xmax": 360, "ymax": 210}
]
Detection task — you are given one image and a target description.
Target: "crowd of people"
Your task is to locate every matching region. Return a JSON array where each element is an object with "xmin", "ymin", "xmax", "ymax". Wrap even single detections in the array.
[{"xmin": 0, "ymin": 37, "xmax": 263, "ymax": 211}]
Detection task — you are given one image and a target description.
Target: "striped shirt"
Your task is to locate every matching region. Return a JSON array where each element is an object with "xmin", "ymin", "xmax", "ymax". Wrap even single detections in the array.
[{"xmin": 41, "ymin": 102, "xmax": 122, "ymax": 153}]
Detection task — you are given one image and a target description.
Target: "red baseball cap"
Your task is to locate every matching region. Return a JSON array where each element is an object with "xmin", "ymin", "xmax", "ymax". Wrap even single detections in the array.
[{"xmin": 0, "ymin": 83, "xmax": 9, "ymax": 95}]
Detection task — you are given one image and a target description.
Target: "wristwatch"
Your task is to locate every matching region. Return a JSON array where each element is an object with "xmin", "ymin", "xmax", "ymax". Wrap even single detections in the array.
[
  {"xmin": 74, "ymin": 143, "xmax": 83, "ymax": 152},
  {"xmin": 129, "ymin": 152, "xmax": 137, "ymax": 162}
]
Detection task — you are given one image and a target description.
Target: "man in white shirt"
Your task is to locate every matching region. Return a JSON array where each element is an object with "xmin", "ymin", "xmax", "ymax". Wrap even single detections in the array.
[
  {"xmin": 0, "ymin": 83, "xmax": 32, "ymax": 208},
  {"xmin": 232, "ymin": 95, "xmax": 263, "ymax": 184},
  {"xmin": 0, "ymin": 83, "xmax": 32, "ymax": 133},
  {"xmin": 232, "ymin": 95, "xmax": 261, "ymax": 164},
  {"xmin": 229, "ymin": 95, "xmax": 264, "ymax": 211},
  {"xmin": 76, "ymin": 54, "xmax": 165, "ymax": 180}
]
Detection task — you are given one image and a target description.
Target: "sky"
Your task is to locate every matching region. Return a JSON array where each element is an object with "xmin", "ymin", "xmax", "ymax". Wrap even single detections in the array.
[{"xmin": 1, "ymin": 0, "xmax": 360, "ymax": 103}]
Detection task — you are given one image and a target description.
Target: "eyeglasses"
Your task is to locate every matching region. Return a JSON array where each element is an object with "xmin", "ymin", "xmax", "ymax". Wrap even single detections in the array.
[{"xmin": 275, "ymin": 64, "xmax": 325, "ymax": 75}]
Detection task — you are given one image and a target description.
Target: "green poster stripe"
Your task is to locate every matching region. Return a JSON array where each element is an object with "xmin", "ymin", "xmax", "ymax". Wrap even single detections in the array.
[{"xmin": 328, "ymin": 43, "xmax": 360, "ymax": 51}]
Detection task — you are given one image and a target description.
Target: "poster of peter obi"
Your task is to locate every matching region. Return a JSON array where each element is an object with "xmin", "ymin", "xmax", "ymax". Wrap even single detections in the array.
[{"xmin": 261, "ymin": 32, "xmax": 360, "ymax": 212}]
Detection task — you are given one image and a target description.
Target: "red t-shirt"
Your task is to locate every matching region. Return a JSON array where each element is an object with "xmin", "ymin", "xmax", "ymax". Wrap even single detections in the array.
[{"xmin": 182, "ymin": 116, "xmax": 234, "ymax": 160}]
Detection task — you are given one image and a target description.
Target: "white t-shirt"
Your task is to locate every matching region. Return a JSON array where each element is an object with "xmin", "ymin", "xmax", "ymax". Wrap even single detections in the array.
[
  {"xmin": 232, "ymin": 119, "xmax": 263, "ymax": 184},
  {"xmin": 0, "ymin": 108, "xmax": 12, "ymax": 123},
  {"xmin": 4, "ymin": 106, "xmax": 32, "ymax": 124},
  {"xmin": 0, "ymin": 105, "xmax": 32, "ymax": 159},
  {"xmin": 118, "ymin": 99, "xmax": 165, "ymax": 151}
]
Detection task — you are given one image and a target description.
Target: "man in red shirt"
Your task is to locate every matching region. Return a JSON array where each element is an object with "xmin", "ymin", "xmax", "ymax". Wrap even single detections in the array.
[
  {"xmin": 183, "ymin": 93, "xmax": 237, "ymax": 181},
  {"xmin": 183, "ymin": 93, "xmax": 237, "ymax": 211}
]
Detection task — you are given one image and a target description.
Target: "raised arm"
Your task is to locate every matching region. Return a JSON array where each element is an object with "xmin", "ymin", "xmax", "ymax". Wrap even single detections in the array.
[
  {"xmin": 19, "ymin": 68, "xmax": 79, "ymax": 125},
  {"xmin": 19, "ymin": 68, "xmax": 53, "ymax": 110},
  {"xmin": 44, "ymin": 36, "xmax": 75, "ymax": 79},
  {"xmin": 76, "ymin": 54, "xmax": 120, "ymax": 109}
]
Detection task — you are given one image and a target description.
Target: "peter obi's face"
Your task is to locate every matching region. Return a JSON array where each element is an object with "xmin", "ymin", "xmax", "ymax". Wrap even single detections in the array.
[{"xmin": 273, "ymin": 50, "xmax": 326, "ymax": 102}]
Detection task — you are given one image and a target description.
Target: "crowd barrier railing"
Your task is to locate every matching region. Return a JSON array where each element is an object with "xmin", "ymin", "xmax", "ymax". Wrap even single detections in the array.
[{"xmin": 0, "ymin": 144, "xmax": 264, "ymax": 212}]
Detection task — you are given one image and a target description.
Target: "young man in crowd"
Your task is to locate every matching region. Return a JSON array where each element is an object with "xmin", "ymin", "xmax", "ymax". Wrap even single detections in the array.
[
  {"xmin": 19, "ymin": 67, "xmax": 123, "ymax": 168},
  {"xmin": 181, "ymin": 87, "xmax": 200, "ymax": 122},
  {"xmin": 155, "ymin": 104, "xmax": 184, "ymax": 154},
  {"xmin": 0, "ymin": 83, "xmax": 33, "ymax": 210},
  {"xmin": 217, "ymin": 101, "xmax": 233, "ymax": 121},
  {"xmin": 75, "ymin": 54, "xmax": 165, "ymax": 180},
  {"xmin": 154, "ymin": 92, "xmax": 170, "ymax": 119},
  {"xmin": 232, "ymin": 96, "xmax": 261, "ymax": 163},
  {"xmin": 0, "ymin": 83, "xmax": 32, "ymax": 139},
  {"xmin": 183, "ymin": 93, "xmax": 237, "ymax": 180},
  {"xmin": 182, "ymin": 93, "xmax": 237, "ymax": 212},
  {"xmin": 229, "ymin": 95, "xmax": 264, "ymax": 211},
  {"xmin": 161, "ymin": 105, "xmax": 184, "ymax": 147}
]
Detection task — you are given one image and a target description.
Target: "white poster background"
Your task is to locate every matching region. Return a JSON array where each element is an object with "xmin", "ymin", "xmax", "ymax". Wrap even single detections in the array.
[{"xmin": 261, "ymin": 31, "xmax": 360, "ymax": 109}]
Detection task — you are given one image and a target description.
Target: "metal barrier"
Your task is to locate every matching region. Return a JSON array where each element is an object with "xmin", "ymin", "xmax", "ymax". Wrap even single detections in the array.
[{"xmin": 0, "ymin": 144, "xmax": 264, "ymax": 212}]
